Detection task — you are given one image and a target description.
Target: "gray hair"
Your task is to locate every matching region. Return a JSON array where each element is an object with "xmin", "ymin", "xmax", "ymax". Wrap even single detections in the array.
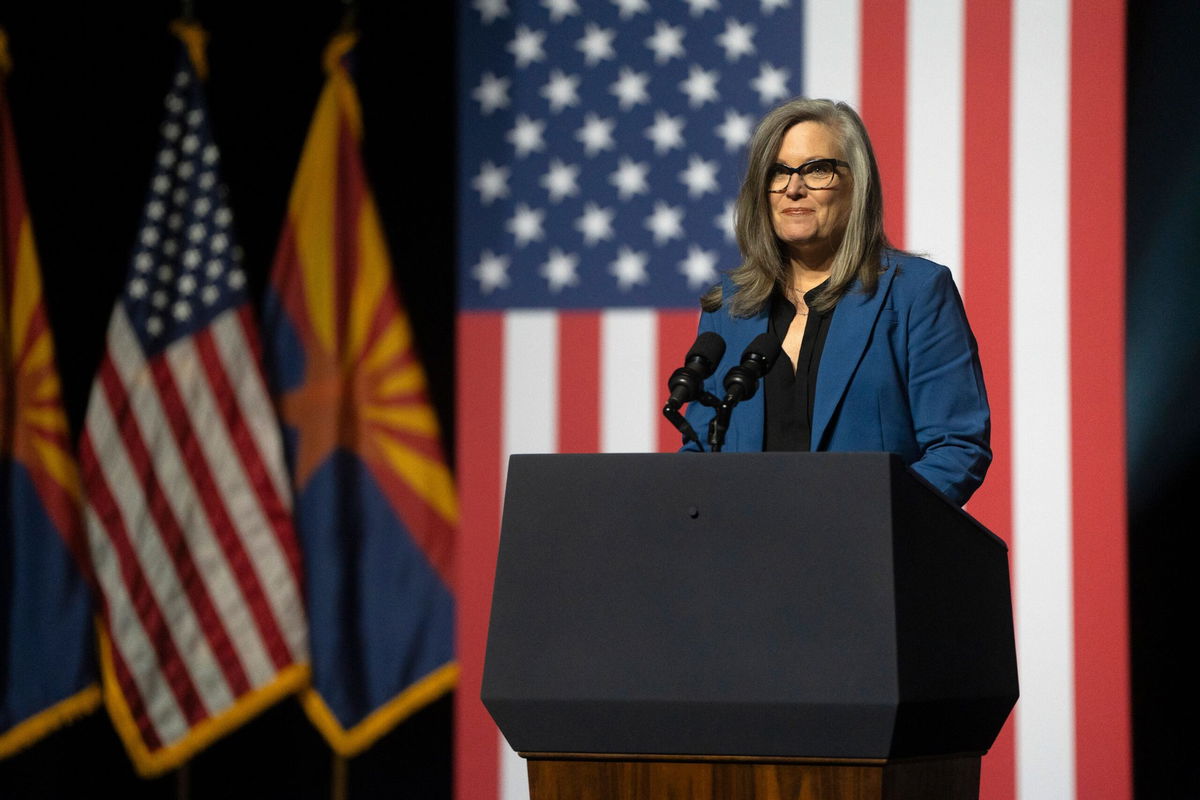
[{"xmin": 703, "ymin": 98, "xmax": 891, "ymax": 316}]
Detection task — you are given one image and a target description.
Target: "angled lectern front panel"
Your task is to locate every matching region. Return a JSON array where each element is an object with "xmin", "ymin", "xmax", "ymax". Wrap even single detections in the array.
[{"xmin": 482, "ymin": 452, "xmax": 1017, "ymax": 761}]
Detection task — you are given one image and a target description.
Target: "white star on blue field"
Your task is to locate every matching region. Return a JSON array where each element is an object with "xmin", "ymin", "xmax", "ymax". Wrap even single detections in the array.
[{"xmin": 458, "ymin": 0, "xmax": 802, "ymax": 310}]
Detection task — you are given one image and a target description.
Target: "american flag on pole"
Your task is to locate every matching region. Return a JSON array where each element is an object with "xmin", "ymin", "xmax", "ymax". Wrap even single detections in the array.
[
  {"xmin": 77, "ymin": 25, "xmax": 308, "ymax": 776},
  {"xmin": 1, "ymin": 30, "xmax": 100, "ymax": 758},
  {"xmin": 455, "ymin": 1, "xmax": 1128, "ymax": 800}
]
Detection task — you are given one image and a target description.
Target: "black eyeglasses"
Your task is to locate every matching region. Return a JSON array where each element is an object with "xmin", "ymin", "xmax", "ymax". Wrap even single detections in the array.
[{"xmin": 767, "ymin": 158, "xmax": 849, "ymax": 192}]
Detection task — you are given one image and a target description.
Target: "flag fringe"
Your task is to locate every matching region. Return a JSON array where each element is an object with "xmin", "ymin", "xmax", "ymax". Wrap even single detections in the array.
[
  {"xmin": 300, "ymin": 662, "xmax": 458, "ymax": 758},
  {"xmin": 0, "ymin": 684, "xmax": 102, "ymax": 759},
  {"xmin": 97, "ymin": 626, "xmax": 310, "ymax": 778}
]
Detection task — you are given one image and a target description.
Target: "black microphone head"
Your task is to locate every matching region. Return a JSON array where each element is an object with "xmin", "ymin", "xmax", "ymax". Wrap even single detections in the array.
[
  {"xmin": 721, "ymin": 331, "xmax": 781, "ymax": 402},
  {"xmin": 741, "ymin": 332, "xmax": 781, "ymax": 376},
  {"xmin": 684, "ymin": 331, "xmax": 726, "ymax": 377}
]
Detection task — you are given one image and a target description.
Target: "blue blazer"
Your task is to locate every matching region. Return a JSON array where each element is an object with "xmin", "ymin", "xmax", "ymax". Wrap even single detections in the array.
[{"xmin": 682, "ymin": 251, "xmax": 991, "ymax": 506}]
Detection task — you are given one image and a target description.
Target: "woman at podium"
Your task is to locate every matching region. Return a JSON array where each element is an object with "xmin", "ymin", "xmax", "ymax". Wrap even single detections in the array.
[{"xmin": 681, "ymin": 98, "xmax": 990, "ymax": 507}]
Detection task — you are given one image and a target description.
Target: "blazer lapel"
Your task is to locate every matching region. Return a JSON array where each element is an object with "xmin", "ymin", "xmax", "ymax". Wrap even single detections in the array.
[{"xmin": 811, "ymin": 258, "xmax": 898, "ymax": 448}]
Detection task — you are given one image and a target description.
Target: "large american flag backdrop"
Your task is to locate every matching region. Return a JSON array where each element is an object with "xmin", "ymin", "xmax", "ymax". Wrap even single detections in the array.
[{"xmin": 455, "ymin": 2, "xmax": 1127, "ymax": 799}]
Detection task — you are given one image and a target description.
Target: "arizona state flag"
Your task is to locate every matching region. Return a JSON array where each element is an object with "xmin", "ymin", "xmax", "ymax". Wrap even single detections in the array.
[
  {"xmin": 0, "ymin": 28, "xmax": 100, "ymax": 759},
  {"xmin": 263, "ymin": 32, "xmax": 456, "ymax": 755}
]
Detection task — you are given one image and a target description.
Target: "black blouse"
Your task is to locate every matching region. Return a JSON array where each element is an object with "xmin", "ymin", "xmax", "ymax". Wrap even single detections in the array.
[{"xmin": 763, "ymin": 280, "xmax": 836, "ymax": 451}]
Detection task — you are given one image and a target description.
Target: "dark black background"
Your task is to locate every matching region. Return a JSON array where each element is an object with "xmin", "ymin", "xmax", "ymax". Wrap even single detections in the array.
[
  {"xmin": 1, "ymin": 0, "xmax": 1196, "ymax": 797},
  {"xmin": 0, "ymin": 2, "xmax": 454, "ymax": 798},
  {"xmin": 1125, "ymin": 1, "xmax": 1199, "ymax": 798}
]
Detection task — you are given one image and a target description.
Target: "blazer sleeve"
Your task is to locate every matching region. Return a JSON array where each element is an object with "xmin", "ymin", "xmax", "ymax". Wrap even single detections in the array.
[{"xmin": 903, "ymin": 265, "xmax": 992, "ymax": 505}]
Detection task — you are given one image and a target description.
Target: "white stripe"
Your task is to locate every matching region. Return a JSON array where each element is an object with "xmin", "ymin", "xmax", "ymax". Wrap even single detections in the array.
[
  {"xmin": 162, "ymin": 322, "xmax": 289, "ymax": 687},
  {"xmin": 499, "ymin": 310, "xmax": 559, "ymax": 800},
  {"xmin": 84, "ymin": 501, "xmax": 190, "ymax": 745},
  {"xmin": 802, "ymin": 0, "xmax": 860, "ymax": 107},
  {"xmin": 500, "ymin": 742, "xmax": 528, "ymax": 800},
  {"xmin": 82, "ymin": 390, "xmax": 190, "ymax": 746},
  {"xmin": 601, "ymin": 309, "xmax": 657, "ymax": 453},
  {"xmin": 208, "ymin": 312, "xmax": 309, "ymax": 665},
  {"xmin": 212, "ymin": 311, "xmax": 294, "ymax": 510},
  {"xmin": 83, "ymin": 389, "xmax": 223, "ymax": 743},
  {"xmin": 502, "ymin": 311, "xmax": 559, "ymax": 459},
  {"xmin": 101, "ymin": 311, "xmax": 238, "ymax": 720},
  {"xmin": 905, "ymin": 0, "xmax": 964, "ymax": 285},
  {"xmin": 1012, "ymin": 1, "xmax": 1075, "ymax": 798}
]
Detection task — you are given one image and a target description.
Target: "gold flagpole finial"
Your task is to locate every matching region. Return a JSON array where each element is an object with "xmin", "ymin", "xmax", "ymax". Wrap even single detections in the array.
[
  {"xmin": 169, "ymin": 20, "xmax": 210, "ymax": 81},
  {"xmin": 323, "ymin": 31, "xmax": 358, "ymax": 76}
]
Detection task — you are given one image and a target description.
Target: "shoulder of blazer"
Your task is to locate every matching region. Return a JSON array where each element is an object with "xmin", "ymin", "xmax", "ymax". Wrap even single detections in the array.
[{"xmin": 880, "ymin": 250, "xmax": 953, "ymax": 295}]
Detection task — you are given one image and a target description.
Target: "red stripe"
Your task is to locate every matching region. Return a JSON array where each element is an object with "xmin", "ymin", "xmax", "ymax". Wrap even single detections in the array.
[
  {"xmin": 101, "ymin": 353, "xmax": 251, "ymax": 704},
  {"xmin": 101, "ymin": 597, "xmax": 165, "ymax": 753},
  {"xmin": 193, "ymin": 323, "xmax": 299, "ymax": 671},
  {"xmin": 78, "ymin": 431, "xmax": 161, "ymax": 750},
  {"xmin": 97, "ymin": 356, "xmax": 234, "ymax": 711},
  {"xmin": 79, "ymin": 409, "xmax": 208, "ymax": 734},
  {"xmin": 145, "ymin": 347, "xmax": 280, "ymax": 690},
  {"xmin": 557, "ymin": 312, "xmax": 600, "ymax": 453},
  {"xmin": 962, "ymin": 2, "xmax": 1015, "ymax": 797},
  {"xmin": 859, "ymin": 0, "xmax": 907, "ymax": 248},
  {"xmin": 656, "ymin": 310, "xmax": 701, "ymax": 453},
  {"xmin": 235, "ymin": 306, "xmax": 305, "ymax": 590},
  {"xmin": 238, "ymin": 302, "xmax": 268, "ymax": 368},
  {"xmin": 455, "ymin": 312, "xmax": 504, "ymax": 800},
  {"xmin": 1069, "ymin": 2, "xmax": 1131, "ymax": 797}
]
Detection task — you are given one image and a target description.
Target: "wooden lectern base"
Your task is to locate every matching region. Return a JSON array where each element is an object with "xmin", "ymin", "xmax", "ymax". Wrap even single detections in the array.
[{"xmin": 522, "ymin": 752, "xmax": 982, "ymax": 800}]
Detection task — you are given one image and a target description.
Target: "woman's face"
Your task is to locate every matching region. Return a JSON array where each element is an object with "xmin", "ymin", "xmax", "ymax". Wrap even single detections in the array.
[{"xmin": 768, "ymin": 121, "xmax": 852, "ymax": 262}]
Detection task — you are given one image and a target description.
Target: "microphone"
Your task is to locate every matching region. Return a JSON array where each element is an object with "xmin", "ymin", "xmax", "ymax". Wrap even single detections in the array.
[
  {"xmin": 662, "ymin": 331, "xmax": 725, "ymax": 449},
  {"xmin": 707, "ymin": 332, "xmax": 781, "ymax": 451},
  {"xmin": 721, "ymin": 332, "xmax": 781, "ymax": 405},
  {"xmin": 665, "ymin": 331, "xmax": 726, "ymax": 411}
]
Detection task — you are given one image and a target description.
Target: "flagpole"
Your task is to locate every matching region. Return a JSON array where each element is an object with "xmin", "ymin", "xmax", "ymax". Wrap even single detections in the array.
[
  {"xmin": 176, "ymin": 762, "xmax": 190, "ymax": 800},
  {"xmin": 331, "ymin": 751, "xmax": 348, "ymax": 800},
  {"xmin": 338, "ymin": 0, "xmax": 358, "ymax": 33}
]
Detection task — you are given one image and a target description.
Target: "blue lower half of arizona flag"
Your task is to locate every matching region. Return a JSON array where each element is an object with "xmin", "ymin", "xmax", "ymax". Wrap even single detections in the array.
[
  {"xmin": 1, "ymin": 462, "xmax": 98, "ymax": 755},
  {"xmin": 263, "ymin": 35, "xmax": 459, "ymax": 753},
  {"xmin": 293, "ymin": 447, "xmax": 454, "ymax": 730}
]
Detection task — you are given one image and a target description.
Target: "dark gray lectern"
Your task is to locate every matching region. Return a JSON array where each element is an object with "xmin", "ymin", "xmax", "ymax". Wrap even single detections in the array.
[{"xmin": 483, "ymin": 453, "xmax": 1018, "ymax": 800}]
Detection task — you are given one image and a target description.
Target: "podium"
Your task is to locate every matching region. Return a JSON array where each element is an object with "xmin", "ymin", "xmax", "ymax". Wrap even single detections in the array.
[{"xmin": 482, "ymin": 453, "xmax": 1018, "ymax": 800}]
